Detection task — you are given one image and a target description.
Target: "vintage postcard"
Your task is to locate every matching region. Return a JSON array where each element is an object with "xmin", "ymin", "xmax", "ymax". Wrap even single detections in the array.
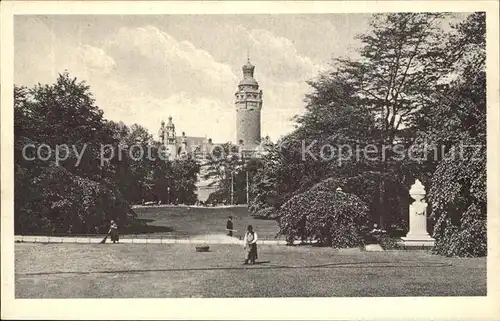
[{"xmin": 1, "ymin": 0, "xmax": 499, "ymax": 320}]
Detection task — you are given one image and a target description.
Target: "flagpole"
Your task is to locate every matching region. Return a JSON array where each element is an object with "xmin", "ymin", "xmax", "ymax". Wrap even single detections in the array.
[
  {"xmin": 231, "ymin": 171, "xmax": 234, "ymax": 205},
  {"xmin": 246, "ymin": 170, "xmax": 249, "ymax": 204}
]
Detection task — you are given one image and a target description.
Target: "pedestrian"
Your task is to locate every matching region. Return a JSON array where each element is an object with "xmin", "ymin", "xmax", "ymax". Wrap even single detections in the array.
[
  {"xmin": 226, "ymin": 216, "xmax": 234, "ymax": 237},
  {"xmin": 243, "ymin": 225, "xmax": 258, "ymax": 264},
  {"xmin": 108, "ymin": 220, "xmax": 119, "ymax": 244}
]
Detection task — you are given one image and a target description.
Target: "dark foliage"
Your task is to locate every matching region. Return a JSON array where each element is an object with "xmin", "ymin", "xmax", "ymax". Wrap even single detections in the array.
[{"xmin": 277, "ymin": 190, "xmax": 369, "ymax": 248}]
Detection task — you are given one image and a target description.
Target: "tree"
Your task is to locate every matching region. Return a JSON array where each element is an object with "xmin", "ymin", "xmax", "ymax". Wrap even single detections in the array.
[
  {"xmin": 14, "ymin": 73, "xmax": 135, "ymax": 234},
  {"xmin": 108, "ymin": 123, "xmax": 155, "ymax": 203},
  {"xmin": 329, "ymin": 13, "xmax": 452, "ymax": 228},
  {"xmin": 170, "ymin": 157, "xmax": 200, "ymax": 205},
  {"xmin": 250, "ymin": 14, "xmax": 455, "ymax": 229},
  {"xmin": 14, "ymin": 136, "xmax": 133, "ymax": 235},
  {"xmin": 353, "ymin": 14, "xmax": 448, "ymax": 140},
  {"xmin": 15, "ymin": 72, "xmax": 115, "ymax": 180},
  {"xmin": 421, "ymin": 13, "xmax": 486, "ymax": 257},
  {"xmin": 204, "ymin": 143, "xmax": 246, "ymax": 204},
  {"xmin": 250, "ymin": 72, "xmax": 409, "ymax": 228},
  {"xmin": 249, "ymin": 136, "xmax": 307, "ymax": 213}
]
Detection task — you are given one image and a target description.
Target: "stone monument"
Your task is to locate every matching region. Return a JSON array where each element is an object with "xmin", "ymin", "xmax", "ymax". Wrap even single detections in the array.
[{"xmin": 401, "ymin": 179, "xmax": 435, "ymax": 247}]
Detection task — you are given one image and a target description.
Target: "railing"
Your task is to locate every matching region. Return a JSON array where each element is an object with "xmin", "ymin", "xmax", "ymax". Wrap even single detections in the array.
[
  {"xmin": 131, "ymin": 204, "xmax": 249, "ymax": 209},
  {"xmin": 14, "ymin": 233, "xmax": 287, "ymax": 245},
  {"xmin": 14, "ymin": 232, "xmax": 286, "ymax": 240}
]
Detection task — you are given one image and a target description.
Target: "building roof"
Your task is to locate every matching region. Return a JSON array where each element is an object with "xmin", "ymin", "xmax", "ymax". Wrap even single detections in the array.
[{"xmin": 177, "ymin": 136, "xmax": 206, "ymax": 146}]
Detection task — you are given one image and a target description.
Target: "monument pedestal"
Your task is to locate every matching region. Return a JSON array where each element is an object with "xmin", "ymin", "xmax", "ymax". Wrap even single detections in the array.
[{"xmin": 401, "ymin": 234, "xmax": 435, "ymax": 247}]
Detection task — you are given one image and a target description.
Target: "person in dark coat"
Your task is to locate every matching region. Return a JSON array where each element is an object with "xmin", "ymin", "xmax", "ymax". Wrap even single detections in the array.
[
  {"xmin": 108, "ymin": 220, "xmax": 119, "ymax": 243},
  {"xmin": 243, "ymin": 225, "xmax": 258, "ymax": 264},
  {"xmin": 226, "ymin": 216, "xmax": 234, "ymax": 237}
]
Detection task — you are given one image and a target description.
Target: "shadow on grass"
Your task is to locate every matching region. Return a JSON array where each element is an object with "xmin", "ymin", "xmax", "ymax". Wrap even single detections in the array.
[
  {"xmin": 135, "ymin": 218, "xmax": 156, "ymax": 223},
  {"xmin": 253, "ymin": 260, "xmax": 271, "ymax": 265},
  {"xmin": 122, "ymin": 223, "xmax": 175, "ymax": 235},
  {"xmin": 251, "ymin": 216, "xmax": 278, "ymax": 221}
]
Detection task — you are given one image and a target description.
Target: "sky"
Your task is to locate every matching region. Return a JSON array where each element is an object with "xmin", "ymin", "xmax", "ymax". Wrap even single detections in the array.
[{"xmin": 15, "ymin": 14, "xmax": 376, "ymax": 142}]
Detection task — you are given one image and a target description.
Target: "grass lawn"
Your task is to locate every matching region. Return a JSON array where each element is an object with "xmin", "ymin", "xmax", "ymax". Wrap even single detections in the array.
[
  {"xmin": 128, "ymin": 206, "xmax": 281, "ymax": 239},
  {"xmin": 15, "ymin": 243, "xmax": 486, "ymax": 298}
]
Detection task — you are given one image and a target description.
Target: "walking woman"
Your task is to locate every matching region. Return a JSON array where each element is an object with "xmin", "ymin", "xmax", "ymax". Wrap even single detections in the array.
[
  {"xmin": 243, "ymin": 225, "xmax": 258, "ymax": 264},
  {"xmin": 108, "ymin": 220, "xmax": 119, "ymax": 244}
]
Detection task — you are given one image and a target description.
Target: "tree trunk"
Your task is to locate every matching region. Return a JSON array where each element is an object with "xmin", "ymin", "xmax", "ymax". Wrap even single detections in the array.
[{"xmin": 379, "ymin": 176, "xmax": 385, "ymax": 230}]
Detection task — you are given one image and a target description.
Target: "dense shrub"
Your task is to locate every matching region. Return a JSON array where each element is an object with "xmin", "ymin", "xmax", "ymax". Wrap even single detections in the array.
[
  {"xmin": 429, "ymin": 139, "xmax": 486, "ymax": 257},
  {"xmin": 250, "ymin": 207, "xmax": 278, "ymax": 220},
  {"xmin": 206, "ymin": 189, "xmax": 228, "ymax": 205},
  {"xmin": 432, "ymin": 219, "xmax": 486, "ymax": 257},
  {"xmin": 309, "ymin": 175, "xmax": 409, "ymax": 231},
  {"xmin": 277, "ymin": 189, "xmax": 369, "ymax": 247},
  {"xmin": 420, "ymin": 13, "xmax": 486, "ymax": 257},
  {"xmin": 376, "ymin": 234, "xmax": 400, "ymax": 250}
]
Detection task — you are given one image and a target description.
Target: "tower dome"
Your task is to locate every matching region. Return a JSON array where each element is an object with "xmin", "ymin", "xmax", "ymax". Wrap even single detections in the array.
[
  {"xmin": 242, "ymin": 58, "xmax": 256, "ymax": 77},
  {"xmin": 239, "ymin": 58, "xmax": 258, "ymax": 86},
  {"xmin": 242, "ymin": 58, "xmax": 255, "ymax": 74},
  {"xmin": 239, "ymin": 77, "xmax": 258, "ymax": 86}
]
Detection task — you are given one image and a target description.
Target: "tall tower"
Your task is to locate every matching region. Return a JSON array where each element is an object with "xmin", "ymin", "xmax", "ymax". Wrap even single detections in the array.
[
  {"xmin": 235, "ymin": 58, "xmax": 263, "ymax": 148},
  {"xmin": 165, "ymin": 116, "xmax": 177, "ymax": 160}
]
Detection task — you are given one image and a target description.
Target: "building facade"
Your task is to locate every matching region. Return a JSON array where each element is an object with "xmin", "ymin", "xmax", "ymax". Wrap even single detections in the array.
[{"xmin": 158, "ymin": 116, "xmax": 213, "ymax": 161}]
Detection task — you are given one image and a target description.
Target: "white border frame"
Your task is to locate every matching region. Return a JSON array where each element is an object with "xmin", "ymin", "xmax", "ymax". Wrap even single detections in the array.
[{"xmin": 2, "ymin": 1, "xmax": 499, "ymax": 320}]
